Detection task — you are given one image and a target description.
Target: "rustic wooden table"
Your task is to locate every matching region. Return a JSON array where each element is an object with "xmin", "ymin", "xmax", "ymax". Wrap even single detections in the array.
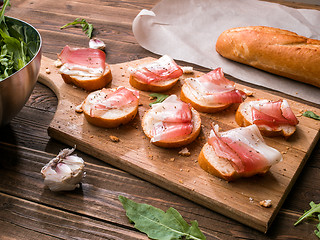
[{"xmin": 1, "ymin": 0, "xmax": 319, "ymax": 239}]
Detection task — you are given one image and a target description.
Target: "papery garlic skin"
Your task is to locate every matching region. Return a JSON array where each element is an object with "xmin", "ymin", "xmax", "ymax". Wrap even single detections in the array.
[
  {"xmin": 41, "ymin": 148, "xmax": 85, "ymax": 191},
  {"xmin": 89, "ymin": 38, "xmax": 106, "ymax": 51}
]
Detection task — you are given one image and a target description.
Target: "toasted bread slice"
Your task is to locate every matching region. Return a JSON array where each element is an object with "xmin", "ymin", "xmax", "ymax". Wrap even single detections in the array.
[
  {"xmin": 142, "ymin": 107, "xmax": 201, "ymax": 148},
  {"xmin": 198, "ymin": 143, "xmax": 271, "ymax": 181},
  {"xmin": 180, "ymin": 82, "xmax": 231, "ymax": 113},
  {"xmin": 61, "ymin": 65, "xmax": 112, "ymax": 92},
  {"xmin": 81, "ymin": 87, "xmax": 139, "ymax": 128},
  {"xmin": 128, "ymin": 55, "xmax": 183, "ymax": 92},
  {"xmin": 129, "ymin": 75, "xmax": 179, "ymax": 92},
  {"xmin": 235, "ymin": 100, "xmax": 297, "ymax": 138}
]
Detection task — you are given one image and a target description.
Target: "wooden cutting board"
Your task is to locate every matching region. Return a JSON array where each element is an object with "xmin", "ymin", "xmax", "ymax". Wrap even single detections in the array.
[{"xmin": 38, "ymin": 56, "xmax": 320, "ymax": 233}]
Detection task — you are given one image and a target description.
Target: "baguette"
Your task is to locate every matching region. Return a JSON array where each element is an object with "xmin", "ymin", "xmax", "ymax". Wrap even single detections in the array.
[
  {"xmin": 216, "ymin": 26, "xmax": 320, "ymax": 88},
  {"xmin": 81, "ymin": 87, "xmax": 139, "ymax": 128}
]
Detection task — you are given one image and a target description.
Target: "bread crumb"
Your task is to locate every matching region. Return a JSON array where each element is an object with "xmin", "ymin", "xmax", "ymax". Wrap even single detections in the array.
[
  {"xmin": 45, "ymin": 68, "xmax": 51, "ymax": 74},
  {"xmin": 179, "ymin": 179, "xmax": 184, "ymax": 184},
  {"xmin": 243, "ymin": 88, "xmax": 254, "ymax": 97},
  {"xmin": 178, "ymin": 147, "xmax": 191, "ymax": 156},
  {"xmin": 260, "ymin": 199, "xmax": 272, "ymax": 208},
  {"xmin": 249, "ymin": 197, "xmax": 254, "ymax": 203},
  {"xmin": 170, "ymin": 158, "xmax": 175, "ymax": 162},
  {"xmin": 54, "ymin": 59, "xmax": 63, "ymax": 68},
  {"xmin": 75, "ymin": 102, "xmax": 84, "ymax": 113},
  {"xmin": 109, "ymin": 135, "xmax": 120, "ymax": 142},
  {"xmin": 181, "ymin": 66, "xmax": 194, "ymax": 74}
]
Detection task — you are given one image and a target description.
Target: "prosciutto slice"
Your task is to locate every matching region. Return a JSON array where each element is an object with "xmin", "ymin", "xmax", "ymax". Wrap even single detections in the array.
[
  {"xmin": 208, "ymin": 124, "xmax": 282, "ymax": 173},
  {"xmin": 148, "ymin": 95, "xmax": 193, "ymax": 142},
  {"xmin": 186, "ymin": 68, "xmax": 246, "ymax": 104},
  {"xmin": 58, "ymin": 45, "xmax": 106, "ymax": 78},
  {"xmin": 88, "ymin": 87, "xmax": 139, "ymax": 116},
  {"xmin": 128, "ymin": 55, "xmax": 183, "ymax": 84},
  {"xmin": 251, "ymin": 99, "xmax": 299, "ymax": 128}
]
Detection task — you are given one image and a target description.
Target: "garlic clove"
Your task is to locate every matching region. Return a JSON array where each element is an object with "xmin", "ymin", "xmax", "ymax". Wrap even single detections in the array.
[
  {"xmin": 89, "ymin": 38, "xmax": 106, "ymax": 51},
  {"xmin": 41, "ymin": 147, "xmax": 85, "ymax": 192}
]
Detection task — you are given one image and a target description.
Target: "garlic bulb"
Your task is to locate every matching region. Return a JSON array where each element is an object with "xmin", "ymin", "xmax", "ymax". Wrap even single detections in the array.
[
  {"xmin": 89, "ymin": 38, "xmax": 106, "ymax": 51},
  {"xmin": 41, "ymin": 147, "xmax": 85, "ymax": 191}
]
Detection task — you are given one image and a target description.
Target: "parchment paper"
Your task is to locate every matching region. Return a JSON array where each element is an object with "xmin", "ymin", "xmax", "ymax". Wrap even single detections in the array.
[{"xmin": 132, "ymin": 0, "xmax": 320, "ymax": 104}]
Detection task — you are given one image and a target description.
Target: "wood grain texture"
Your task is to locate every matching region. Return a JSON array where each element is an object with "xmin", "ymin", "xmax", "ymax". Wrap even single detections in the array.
[
  {"xmin": 38, "ymin": 56, "xmax": 320, "ymax": 232},
  {"xmin": 1, "ymin": 0, "xmax": 319, "ymax": 239}
]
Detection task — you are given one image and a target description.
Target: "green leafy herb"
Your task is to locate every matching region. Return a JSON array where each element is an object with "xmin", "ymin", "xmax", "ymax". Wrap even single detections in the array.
[
  {"xmin": 119, "ymin": 195, "xmax": 206, "ymax": 240},
  {"xmin": 149, "ymin": 93, "xmax": 169, "ymax": 107},
  {"xmin": 303, "ymin": 111, "xmax": 320, "ymax": 121},
  {"xmin": 295, "ymin": 201, "xmax": 320, "ymax": 238},
  {"xmin": 0, "ymin": 0, "xmax": 40, "ymax": 80},
  {"xmin": 60, "ymin": 18, "xmax": 93, "ymax": 38}
]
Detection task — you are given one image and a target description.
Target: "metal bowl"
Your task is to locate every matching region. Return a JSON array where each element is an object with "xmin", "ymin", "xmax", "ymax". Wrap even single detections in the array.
[{"xmin": 0, "ymin": 16, "xmax": 42, "ymax": 127}]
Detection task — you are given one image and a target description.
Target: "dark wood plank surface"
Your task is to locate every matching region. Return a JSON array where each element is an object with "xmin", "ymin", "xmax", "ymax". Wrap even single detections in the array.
[{"xmin": 0, "ymin": 0, "xmax": 320, "ymax": 239}]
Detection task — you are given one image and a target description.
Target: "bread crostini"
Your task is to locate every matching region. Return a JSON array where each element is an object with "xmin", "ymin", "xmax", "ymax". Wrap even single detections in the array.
[
  {"xmin": 58, "ymin": 45, "xmax": 112, "ymax": 91},
  {"xmin": 198, "ymin": 124, "xmax": 282, "ymax": 181},
  {"xmin": 142, "ymin": 95, "xmax": 201, "ymax": 148},
  {"xmin": 180, "ymin": 68, "xmax": 247, "ymax": 113},
  {"xmin": 128, "ymin": 55, "xmax": 183, "ymax": 92},
  {"xmin": 235, "ymin": 99, "xmax": 299, "ymax": 138},
  {"xmin": 81, "ymin": 86, "xmax": 139, "ymax": 128}
]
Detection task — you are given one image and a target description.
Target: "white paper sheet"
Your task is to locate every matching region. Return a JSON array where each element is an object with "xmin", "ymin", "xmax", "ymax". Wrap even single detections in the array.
[{"xmin": 132, "ymin": 0, "xmax": 320, "ymax": 104}]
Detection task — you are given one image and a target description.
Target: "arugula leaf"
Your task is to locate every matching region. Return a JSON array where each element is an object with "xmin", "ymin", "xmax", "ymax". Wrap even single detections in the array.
[
  {"xmin": 119, "ymin": 195, "xmax": 206, "ymax": 240},
  {"xmin": 149, "ymin": 93, "xmax": 169, "ymax": 107},
  {"xmin": 60, "ymin": 18, "xmax": 93, "ymax": 38},
  {"xmin": 303, "ymin": 111, "xmax": 320, "ymax": 121},
  {"xmin": 316, "ymin": 215, "xmax": 320, "ymax": 238},
  {"xmin": 295, "ymin": 201, "xmax": 320, "ymax": 226},
  {"xmin": 0, "ymin": 0, "xmax": 40, "ymax": 81}
]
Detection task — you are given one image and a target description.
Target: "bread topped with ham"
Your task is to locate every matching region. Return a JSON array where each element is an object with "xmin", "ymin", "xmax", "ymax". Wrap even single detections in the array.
[
  {"xmin": 58, "ymin": 45, "xmax": 112, "ymax": 91},
  {"xmin": 180, "ymin": 68, "xmax": 247, "ymax": 113},
  {"xmin": 81, "ymin": 86, "xmax": 139, "ymax": 128},
  {"xmin": 142, "ymin": 95, "xmax": 201, "ymax": 148},
  {"xmin": 198, "ymin": 124, "xmax": 282, "ymax": 181},
  {"xmin": 235, "ymin": 99, "xmax": 299, "ymax": 138},
  {"xmin": 128, "ymin": 55, "xmax": 183, "ymax": 92}
]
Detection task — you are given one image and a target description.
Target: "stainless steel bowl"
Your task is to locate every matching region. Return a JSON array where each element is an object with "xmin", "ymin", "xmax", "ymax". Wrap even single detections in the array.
[{"xmin": 0, "ymin": 16, "xmax": 42, "ymax": 127}]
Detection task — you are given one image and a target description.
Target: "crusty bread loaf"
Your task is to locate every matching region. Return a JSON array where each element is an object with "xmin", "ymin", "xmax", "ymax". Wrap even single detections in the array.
[
  {"xmin": 180, "ymin": 81, "xmax": 232, "ymax": 113},
  {"xmin": 198, "ymin": 143, "xmax": 270, "ymax": 182},
  {"xmin": 81, "ymin": 88, "xmax": 139, "ymax": 128},
  {"xmin": 235, "ymin": 100, "xmax": 297, "ymax": 138},
  {"xmin": 129, "ymin": 75, "xmax": 179, "ymax": 92},
  {"xmin": 216, "ymin": 26, "xmax": 320, "ymax": 88},
  {"xmin": 61, "ymin": 65, "xmax": 112, "ymax": 92},
  {"xmin": 142, "ymin": 107, "xmax": 201, "ymax": 148}
]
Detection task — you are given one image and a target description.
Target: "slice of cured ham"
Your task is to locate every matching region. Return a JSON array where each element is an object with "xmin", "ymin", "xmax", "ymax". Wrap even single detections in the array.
[
  {"xmin": 145, "ymin": 95, "xmax": 193, "ymax": 142},
  {"xmin": 86, "ymin": 86, "xmax": 139, "ymax": 117},
  {"xmin": 207, "ymin": 124, "xmax": 282, "ymax": 174},
  {"xmin": 128, "ymin": 55, "xmax": 183, "ymax": 84},
  {"xmin": 185, "ymin": 68, "xmax": 247, "ymax": 104},
  {"xmin": 251, "ymin": 99, "xmax": 299, "ymax": 127},
  {"xmin": 58, "ymin": 45, "xmax": 106, "ymax": 79}
]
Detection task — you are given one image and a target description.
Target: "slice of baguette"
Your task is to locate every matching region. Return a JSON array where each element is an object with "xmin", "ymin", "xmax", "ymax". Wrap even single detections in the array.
[
  {"xmin": 198, "ymin": 143, "xmax": 270, "ymax": 181},
  {"xmin": 129, "ymin": 74, "xmax": 179, "ymax": 92},
  {"xmin": 81, "ymin": 88, "xmax": 138, "ymax": 128},
  {"xmin": 142, "ymin": 107, "xmax": 201, "ymax": 148},
  {"xmin": 180, "ymin": 82, "xmax": 231, "ymax": 113},
  {"xmin": 235, "ymin": 100, "xmax": 296, "ymax": 138},
  {"xmin": 61, "ymin": 65, "xmax": 112, "ymax": 92}
]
